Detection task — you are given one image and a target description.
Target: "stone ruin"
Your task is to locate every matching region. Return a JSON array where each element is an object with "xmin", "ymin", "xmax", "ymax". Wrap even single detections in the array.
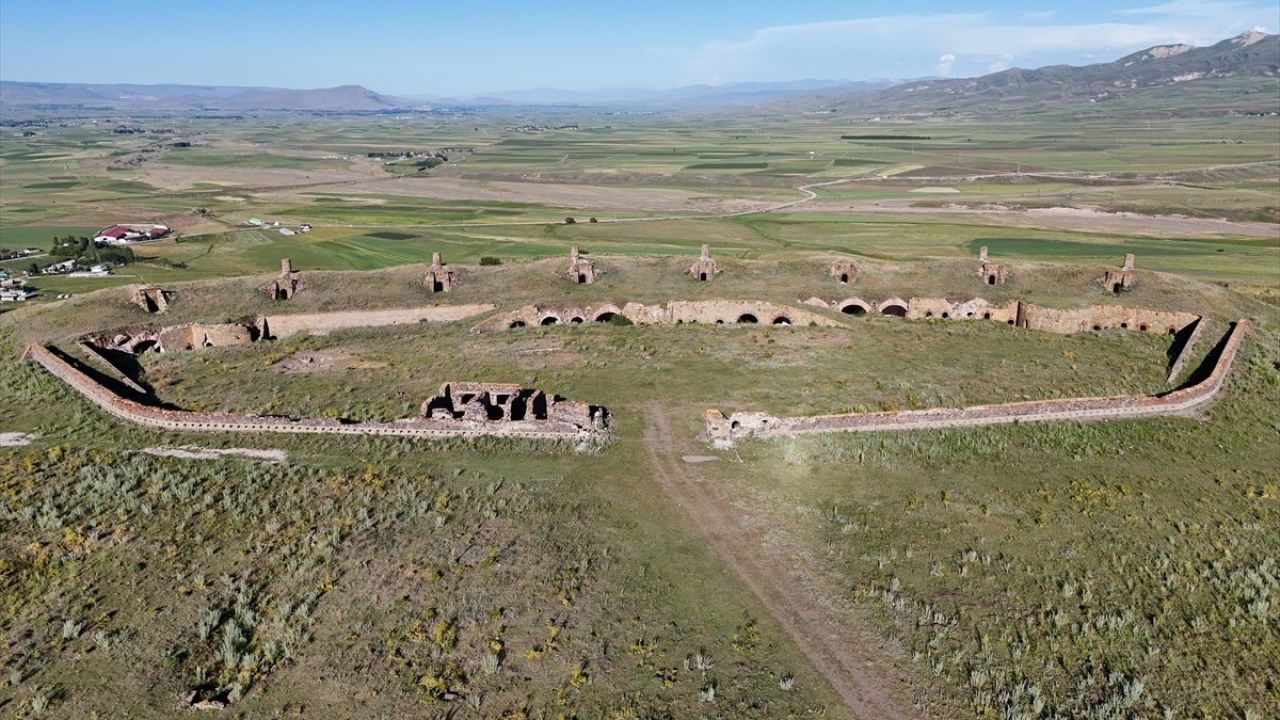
[
  {"xmin": 689, "ymin": 244, "xmax": 719, "ymax": 282},
  {"xmin": 564, "ymin": 246, "xmax": 600, "ymax": 284},
  {"xmin": 977, "ymin": 246, "xmax": 1007, "ymax": 286},
  {"xmin": 831, "ymin": 259, "xmax": 858, "ymax": 284},
  {"xmin": 1101, "ymin": 253, "xmax": 1136, "ymax": 293},
  {"xmin": 421, "ymin": 382, "xmax": 608, "ymax": 430},
  {"xmin": 423, "ymin": 252, "xmax": 456, "ymax": 293},
  {"xmin": 130, "ymin": 286, "xmax": 174, "ymax": 314},
  {"xmin": 262, "ymin": 258, "xmax": 304, "ymax": 300}
]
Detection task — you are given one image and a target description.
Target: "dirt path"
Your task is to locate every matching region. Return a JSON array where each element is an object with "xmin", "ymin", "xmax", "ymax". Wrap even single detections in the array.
[{"xmin": 639, "ymin": 402, "xmax": 921, "ymax": 720}]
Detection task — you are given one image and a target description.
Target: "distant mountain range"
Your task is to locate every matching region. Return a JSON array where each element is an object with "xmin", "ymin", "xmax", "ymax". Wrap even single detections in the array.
[
  {"xmin": 417, "ymin": 79, "xmax": 909, "ymax": 108},
  {"xmin": 0, "ymin": 82, "xmax": 403, "ymax": 111},
  {"xmin": 785, "ymin": 31, "xmax": 1279, "ymax": 116},
  {"xmin": 1, "ymin": 32, "xmax": 1275, "ymax": 114}
]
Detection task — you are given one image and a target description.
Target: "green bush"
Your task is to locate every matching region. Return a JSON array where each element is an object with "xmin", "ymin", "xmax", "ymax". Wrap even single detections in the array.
[{"xmin": 479, "ymin": 256, "xmax": 502, "ymax": 266}]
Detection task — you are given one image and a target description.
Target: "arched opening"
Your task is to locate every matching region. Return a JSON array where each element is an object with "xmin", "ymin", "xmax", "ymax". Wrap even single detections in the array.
[
  {"xmin": 925, "ymin": 311, "xmax": 934, "ymax": 318},
  {"xmin": 540, "ymin": 316, "xmax": 559, "ymax": 326},
  {"xmin": 880, "ymin": 304, "xmax": 907, "ymax": 318},
  {"xmin": 737, "ymin": 313, "xmax": 758, "ymax": 324},
  {"xmin": 840, "ymin": 273, "xmax": 849, "ymax": 283},
  {"xmin": 987, "ymin": 275, "xmax": 997, "ymax": 286},
  {"xmin": 1120, "ymin": 322, "xmax": 1128, "ymax": 329},
  {"xmin": 1092, "ymin": 324, "xmax": 1103, "ymax": 331},
  {"xmin": 577, "ymin": 273, "xmax": 586, "ymax": 284},
  {"xmin": 432, "ymin": 280, "xmax": 444, "ymax": 293},
  {"xmin": 699, "ymin": 272, "xmax": 707, "ymax": 281},
  {"xmin": 772, "ymin": 316, "xmax": 791, "ymax": 325},
  {"xmin": 941, "ymin": 312, "xmax": 950, "ymax": 319},
  {"xmin": 730, "ymin": 420, "xmax": 740, "ymax": 430},
  {"xmin": 983, "ymin": 312, "xmax": 991, "ymax": 320},
  {"xmin": 595, "ymin": 312, "xmax": 616, "ymax": 323},
  {"xmin": 1139, "ymin": 324, "xmax": 1149, "ymax": 332},
  {"xmin": 715, "ymin": 319, "xmax": 724, "ymax": 325},
  {"xmin": 1167, "ymin": 327, "xmax": 1177, "ymax": 335},
  {"xmin": 509, "ymin": 320, "xmax": 526, "ymax": 329},
  {"xmin": 1007, "ymin": 319, "xmax": 1015, "ymax": 325},
  {"xmin": 570, "ymin": 317, "xmax": 584, "ymax": 324},
  {"xmin": 966, "ymin": 312, "xmax": 974, "ymax": 318},
  {"xmin": 840, "ymin": 304, "xmax": 867, "ymax": 316}
]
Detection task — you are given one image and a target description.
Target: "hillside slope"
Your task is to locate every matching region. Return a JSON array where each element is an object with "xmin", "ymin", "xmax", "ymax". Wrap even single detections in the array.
[{"xmin": 790, "ymin": 31, "xmax": 1280, "ymax": 117}]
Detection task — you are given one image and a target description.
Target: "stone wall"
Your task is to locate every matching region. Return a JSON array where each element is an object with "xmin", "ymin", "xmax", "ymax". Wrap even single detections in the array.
[
  {"xmin": 470, "ymin": 300, "xmax": 841, "ymax": 332},
  {"xmin": 25, "ymin": 343, "xmax": 605, "ymax": 443},
  {"xmin": 821, "ymin": 296, "xmax": 1198, "ymax": 335},
  {"xmin": 706, "ymin": 320, "xmax": 1250, "ymax": 447}
]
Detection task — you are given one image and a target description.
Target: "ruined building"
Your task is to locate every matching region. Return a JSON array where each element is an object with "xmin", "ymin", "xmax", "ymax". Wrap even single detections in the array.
[
  {"xmin": 130, "ymin": 286, "xmax": 174, "ymax": 314},
  {"xmin": 977, "ymin": 246, "xmax": 1007, "ymax": 286},
  {"xmin": 689, "ymin": 244, "xmax": 719, "ymax": 282},
  {"xmin": 421, "ymin": 382, "xmax": 607, "ymax": 431},
  {"xmin": 1101, "ymin": 253, "xmax": 1136, "ymax": 293},
  {"xmin": 261, "ymin": 258, "xmax": 304, "ymax": 300},
  {"xmin": 831, "ymin": 259, "xmax": 857, "ymax": 284},
  {"xmin": 423, "ymin": 252, "xmax": 456, "ymax": 293},
  {"xmin": 564, "ymin": 246, "xmax": 600, "ymax": 284}
]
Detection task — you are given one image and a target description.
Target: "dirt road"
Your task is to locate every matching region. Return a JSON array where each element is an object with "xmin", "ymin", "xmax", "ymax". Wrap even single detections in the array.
[{"xmin": 640, "ymin": 403, "xmax": 922, "ymax": 720}]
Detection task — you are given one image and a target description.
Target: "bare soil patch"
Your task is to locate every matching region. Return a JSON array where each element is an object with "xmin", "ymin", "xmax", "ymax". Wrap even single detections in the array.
[
  {"xmin": 275, "ymin": 349, "xmax": 355, "ymax": 374},
  {"xmin": 0, "ymin": 432, "xmax": 36, "ymax": 447},
  {"xmin": 140, "ymin": 446, "xmax": 287, "ymax": 462}
]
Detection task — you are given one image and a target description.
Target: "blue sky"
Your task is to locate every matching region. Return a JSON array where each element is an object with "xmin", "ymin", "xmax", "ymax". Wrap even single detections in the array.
[{"xmin": 0, "ymin": 1, "xmax": 1273, "ymax": 94}]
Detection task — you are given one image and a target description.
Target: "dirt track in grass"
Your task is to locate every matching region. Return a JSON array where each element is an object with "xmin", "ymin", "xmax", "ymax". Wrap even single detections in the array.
[{"xmin": 640, "ymin": 402, "xmax": 922, "ymax": 720}]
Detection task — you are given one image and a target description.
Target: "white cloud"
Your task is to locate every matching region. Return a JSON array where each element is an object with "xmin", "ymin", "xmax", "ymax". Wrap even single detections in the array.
[
  {"xmin": 1118, "ymin": 1, "xmax": 1256, "ymax": 16},
  {"xmin": 935, "ymin": 53, "xmax": 957, "ymax": 76},
  {"xmin": 672, "ymin": 8, "xmax": 1275, "ymax": 84}
]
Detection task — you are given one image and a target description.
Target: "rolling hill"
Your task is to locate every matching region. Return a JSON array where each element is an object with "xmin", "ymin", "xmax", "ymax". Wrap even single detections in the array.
[{"xmin": 788, "ymin": 31, "xmax": 1280, "ymax": 117}]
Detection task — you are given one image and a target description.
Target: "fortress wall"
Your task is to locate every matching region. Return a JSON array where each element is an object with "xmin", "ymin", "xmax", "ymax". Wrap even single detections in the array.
[
  {"xmin": 1167, "ymin": 318, "xmax": 1207, "ymax": 385},
  {"xmin": 265, "ymin": 304, "xmax": 494, "ymax": 337},
  {"xmin": 823, "ymin": 297, "xmax": 1197, "ymax": 334},
  {"xmin": 472, "ymin": 300, "xmax": 840, "ymax": 332},
  {"xmin": 708, "ymin": 320, "xmax": 1249, "ymax": 446},
  {"xmin": 75, "ymin": 341, "xmax": 148, "ymax": 394},
  {"xmin": 1020, "ymin": 304, "xmax": 1199, "ymax": 335},
  {"xmin": 26, "ymin": 344, "xmax": 593, "ymax": 441}
]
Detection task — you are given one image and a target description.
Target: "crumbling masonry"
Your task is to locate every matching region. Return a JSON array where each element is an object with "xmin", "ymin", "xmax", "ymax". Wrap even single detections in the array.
[
  {"xmin": 1101, "ymin": 254, "xmax": 1136, "ymax": 293},
  {"xmin": 130, "ymin": 286, "xmax": 174, "ymax": 314},
  {"xmin": 423, "ymin": 252, "xmax": 457, "ymax": 293},
  {"xmin": 690, "ymin": 244, "xmax": 719, "ymax": 281},
  {"xmin": 564, "ymin": 246, "xmax": 600, "ymax": 284},
  {"xmin": 261, "ymin": 258, "xmax": 304, "ymax": 300},
  {"xmin": 977, "ymin": 246, "xmax": 1007, "ymax": 286},
  {"xmin": 831, "ymin": 260, "xmax": 857, "ymax": 284}
]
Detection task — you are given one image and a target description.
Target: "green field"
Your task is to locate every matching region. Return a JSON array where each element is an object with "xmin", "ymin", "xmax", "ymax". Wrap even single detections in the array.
[{"xmin": 1, "ymin": 107, "xmax": 1277, "ymax": 718}]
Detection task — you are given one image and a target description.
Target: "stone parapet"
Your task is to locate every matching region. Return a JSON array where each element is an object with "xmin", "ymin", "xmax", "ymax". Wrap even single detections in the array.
[{"xmin": 707, "ymin": 320, "xmax": 1249, "ymax": 447}]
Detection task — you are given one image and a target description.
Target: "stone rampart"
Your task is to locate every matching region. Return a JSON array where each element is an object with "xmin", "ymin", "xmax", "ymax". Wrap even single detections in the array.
[
  {"xmin": 822, "ymin": 297, "xmax": 1198, "ymax": 335},
  {"xmin": 471, "ymin": 300, "xmax": 840, "ymax": 332},
  {"xmin": 1166, "ymin": 317, "xmax": 1207, "ymax": 385},
  {"xmin": 706, "ymin": 320, "xmax": 1250, "ymax": 447},
  {"xmin": 26, "ymin": 344, "xmax": 602, "ymax": 443}
]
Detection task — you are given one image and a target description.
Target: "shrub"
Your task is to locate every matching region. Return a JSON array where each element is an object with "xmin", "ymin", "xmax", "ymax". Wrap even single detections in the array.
[{"xmin": 479, "ymin": 256, "xmax": 502, "ymax": 266}]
